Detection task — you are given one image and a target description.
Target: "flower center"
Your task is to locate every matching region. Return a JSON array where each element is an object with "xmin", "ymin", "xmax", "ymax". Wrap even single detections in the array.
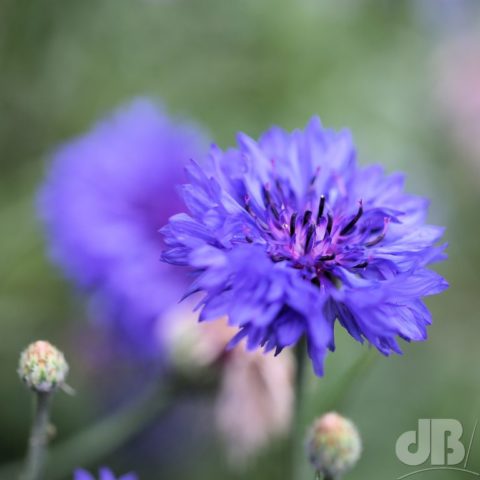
[{"xmin": 244, "ymin": 182, "xmax": 390, "ymax": 280}]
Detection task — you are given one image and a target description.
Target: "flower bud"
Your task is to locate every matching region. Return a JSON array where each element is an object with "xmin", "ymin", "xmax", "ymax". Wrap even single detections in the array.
[
  {"xmin": 306, "ymin": 412, "xmax": 361, "ymax": 479},
  {"xmin": 18, "ymin": 340, "xmax": 69, "ymax": 393}
]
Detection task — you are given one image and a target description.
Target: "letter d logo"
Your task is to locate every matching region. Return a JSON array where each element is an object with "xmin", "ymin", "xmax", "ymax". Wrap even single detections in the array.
[{"xmin": 396, "ymin": 419, "xmax": 431, "ymax": 466}]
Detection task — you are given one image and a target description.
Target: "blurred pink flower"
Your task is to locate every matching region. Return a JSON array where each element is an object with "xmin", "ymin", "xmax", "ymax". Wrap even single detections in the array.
[
  {"xmin": 165, "ymin": 308, "xmax": 295, "ymax": 466},
  {"xmin": 215, "ymin": 341, "xmax": 294, "ymax": 466}
]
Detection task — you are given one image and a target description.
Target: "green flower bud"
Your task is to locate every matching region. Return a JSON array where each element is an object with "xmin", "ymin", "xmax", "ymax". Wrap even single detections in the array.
[
  {"xmin": 306, "ymin": 412, "xmax": 362, "ymax": 479},
  {"xmin": 18, "ymin": 341, "xmax": 69, "ymax": 393}
]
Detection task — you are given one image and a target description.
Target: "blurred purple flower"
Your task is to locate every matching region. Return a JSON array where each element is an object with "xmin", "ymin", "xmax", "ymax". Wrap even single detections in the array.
[
  {"xmin": 39, "ymin": 99, "xmax": 207, "ymax": 356},
  {"xmin": 74, "ymin": 467, "xmax": 137, "ymax": 480},
  {"xmin": 161, "ymin": 118, "xmax": 448, "ymax": 376}
]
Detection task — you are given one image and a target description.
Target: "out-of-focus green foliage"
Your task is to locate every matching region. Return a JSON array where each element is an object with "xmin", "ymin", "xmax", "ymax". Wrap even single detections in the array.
[{"xmin": 1, "ymin": 0, "xmax": 480, "ymax": 479}]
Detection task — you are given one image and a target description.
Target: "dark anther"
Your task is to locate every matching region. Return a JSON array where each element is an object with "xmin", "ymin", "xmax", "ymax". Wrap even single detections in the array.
[
  {"xmin": 312, "ymin": 277, "xmax": 320, "ymax": 287},
  {"xmin": 309, "ymin": 167, "xmax": 321, "ymax": 186},
  {"xmin": 245, "ymin": 204, "xmax": 255, "ymax": 216},
  {"xmin": 303, "ymin": 210, "xmax": 312, "ymax": 226},
  {"xmin": 365, "ymin": 232, "xmax": 385, "ymax": 247},
  {"xmin": 340, "ymin": 201, "xmax": 363, "ymax": 236},
  {"xmin": 274, "ymin": 346, "xmax": 283, "ymax": 356},
  {"xmin": 353, "ymin": 261, "xmax": 368, "ymax": 268},
  {"xmin": 326, "ymin": 214, "xmax": 333, "ymax": 235},
  {"xmin": 262, "ymin": 185, "xmax": 271, "ymax": 204},
  {"xmin": 366, "ymin": 217, "xmax": 389, "ymax": 247},
  {"xmin": 271, "ymin": 205, "xmax": 280, "ymax": 221},
  {"xmin": 318, "ymin": 253, "xmax": 335, "ymax": 261},
  {"xmin": 245, "ymin": 196, "xmax": 254, "ymax": 216},
  {"xmin": 262, "ymin": 185, "xmax": 280, "ymax": 220},
  {"xmin": 290, "ymin": 213, "xmax": 297, "ymax": 237},
  {"xmin": 245, "ymin": 236, "xmax": 254, "ymax": 243},
  {"xmin": 316, "ymin": 195, "xmax": 325, "ymax": 223},
  {"xmin": 305, "ymin": 224, "xmax": 316, "ymax": 253}
]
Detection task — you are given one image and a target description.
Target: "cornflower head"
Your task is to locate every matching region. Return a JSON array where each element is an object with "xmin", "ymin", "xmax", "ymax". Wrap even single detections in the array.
[{"xmin": 162, "ymin": 117, "xmax": 448, "ymax": 375}]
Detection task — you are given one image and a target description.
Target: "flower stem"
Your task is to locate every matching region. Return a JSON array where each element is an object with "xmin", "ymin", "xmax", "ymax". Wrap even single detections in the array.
[
  {"xmin": 316, "ymin": 472, "xmax": 335, "ymax": 480},
  {"xmin": 292, "ymin": 339, "xmax": 310, "ymax": 480},
  {"xmin": 22, "ymin": 392, "xmax": 52, "ymax": 480},
  {"xmin": 294, "ymin": 339, "xmax": 307, "ymax": 413}
]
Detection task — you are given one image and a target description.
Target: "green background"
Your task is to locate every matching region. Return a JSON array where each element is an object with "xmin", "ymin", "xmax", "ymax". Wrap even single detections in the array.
[{"xmin": 1, "ymin": 0, "xmax": 479, "ymax": 479}]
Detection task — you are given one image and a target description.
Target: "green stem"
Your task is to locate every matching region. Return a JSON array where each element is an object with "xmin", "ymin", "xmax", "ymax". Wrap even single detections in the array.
[
  {"xmin": 294, "ymin": 339, "xmax": 307, "ymax": 413},
  {"xmin": 316, "ymin": 470, "xmax": 336, "ymax": 480},
  {"xmin": 291, "ymin": 340, "xmax": 310, "ymax": 480},
  {"xmin": 22, "ymin": 392, "xmax": 51, "ymax": 480}
]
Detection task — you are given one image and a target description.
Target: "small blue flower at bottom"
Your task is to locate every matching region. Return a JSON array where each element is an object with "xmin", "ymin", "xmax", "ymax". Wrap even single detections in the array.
[
  {"xmin": 74, "ymin": 467, "xmax": 137, "ymax": 480},
  {"xmin": 161, "ymin": 117, "xmax": 448, "ymax": 376}
]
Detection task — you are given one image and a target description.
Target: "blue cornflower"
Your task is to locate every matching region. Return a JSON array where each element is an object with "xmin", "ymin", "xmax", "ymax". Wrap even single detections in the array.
[
  {"xmin": 39, "ymin": 99, "xmax": 207, "ymax": 356},
  {"xmin": 161, "ymin": 117, "xmax": 448, "ymax": 376},
  {"xmin": 74, "ymin": 467, "xmax": 137, "ymax": 480}
]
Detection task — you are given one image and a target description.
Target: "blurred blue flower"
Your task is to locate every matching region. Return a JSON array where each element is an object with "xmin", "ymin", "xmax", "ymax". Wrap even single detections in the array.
[
  {"xmin": 161, "ymin": 117, "xmax": 448, "ymax": 376},
  {"xmin": 39, "ymin": 99, "xmax": 207, "ymax": 357},
  {"xmin": 74, "ymin": 467, "xmax": 137, "ymax": 480}
]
